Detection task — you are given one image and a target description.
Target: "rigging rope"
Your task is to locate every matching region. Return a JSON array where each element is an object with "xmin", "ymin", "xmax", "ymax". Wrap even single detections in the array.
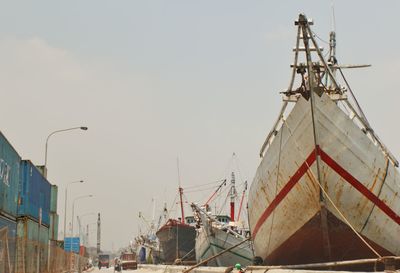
[
  {"xmin": 266, "ymin": 124, "xmax": 285, "ymax": 254},
  {"xmin": 311, "ymin": 31, "xmax": 329, "ymax": 45},
  {"xmin": 338, "ymin": 68, "xmax": 371, "ymax": 128},
  {"xmin": 283, "ymin": 118, "xmax": 382, "ymax": 258}
]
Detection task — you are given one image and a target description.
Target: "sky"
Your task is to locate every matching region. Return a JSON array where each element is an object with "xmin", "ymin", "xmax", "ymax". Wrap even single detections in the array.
[{"xmin": 0, "ymin": 1, "xmax": 400, "ymax": 251}]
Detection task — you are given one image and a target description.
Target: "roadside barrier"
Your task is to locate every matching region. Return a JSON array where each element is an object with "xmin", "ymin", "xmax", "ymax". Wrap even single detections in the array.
[{"xmin": 0, "ymin": 227, "xmax": 88, "ymax": 273}]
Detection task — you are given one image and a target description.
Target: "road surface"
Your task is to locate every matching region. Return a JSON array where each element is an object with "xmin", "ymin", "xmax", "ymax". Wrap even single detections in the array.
[{"xmin": 88, "ymin": 266, "xmax": 164, "ymax": 273}]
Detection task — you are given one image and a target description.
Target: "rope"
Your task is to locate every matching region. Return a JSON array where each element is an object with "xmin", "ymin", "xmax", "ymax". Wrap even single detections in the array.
[
  {"xmin": 338, "ymin": 68, "xmax": 371, "ymax": 128},
  {"xmin": 311, "ymin": 31, "xmax": 329, "ymax": 45},
  {"xmin": 266, "ymin": 125, "xmax": 284, "ymax": 254},
  {"xmin": 283, "ymin": 118, "xmax": 382, "ymax": 258},
  {"xmin": 185, "ymin": 180, "xmax": 224, "ymax": 190}
]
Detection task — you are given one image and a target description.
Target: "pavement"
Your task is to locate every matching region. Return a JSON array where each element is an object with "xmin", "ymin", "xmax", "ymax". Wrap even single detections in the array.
[{"xmin": 88, "ymin": 266, "xmax": 159, "ymax": 273}]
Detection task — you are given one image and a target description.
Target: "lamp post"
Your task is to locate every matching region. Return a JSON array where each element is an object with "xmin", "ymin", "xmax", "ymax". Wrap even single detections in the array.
[
  {"xmin": 71, "ymin": 195, "xmax": 93, "ymax": 238},
  {"xmin": 63, "ymin": 180, "xmax": 84, "ymax": 241},
  {"xmin": 44, "ymin": 126, "xmax": 88, "ymax": 174}
]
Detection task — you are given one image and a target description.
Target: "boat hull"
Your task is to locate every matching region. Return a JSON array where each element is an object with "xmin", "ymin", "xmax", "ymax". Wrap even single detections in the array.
[
  {"xmin": 196, "ymin": 226, "xmax": 253, "ymax": 266},
  {"xmin": 156, "ymin": 220, "xmax": 196, "ymax": 264},
  {"xmin": 248, "ymin": 93, "xmax": 400, "ymax": 270}
]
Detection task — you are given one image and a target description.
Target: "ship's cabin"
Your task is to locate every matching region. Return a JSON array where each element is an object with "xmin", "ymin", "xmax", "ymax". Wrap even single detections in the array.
[
  {"xmin": 185, "ymin": 216, "xmax": 196, "ymax": 225},
  {"xmin": 215, "ymin": 215, "xmax": 231, "ymax": 223}
]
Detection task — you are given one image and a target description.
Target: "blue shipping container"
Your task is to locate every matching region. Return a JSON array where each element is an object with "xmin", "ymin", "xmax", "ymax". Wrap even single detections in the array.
[
  {"xmin": 0, "ymin": 132, "xmax": 21, "ymax": 217},
  {"xmin": 18, "ymin": 160, "xmax": 51, "ymax": 226},
  {"xmin": 0, "ymin": 215, "xmax": 17, "ymax": 269}
]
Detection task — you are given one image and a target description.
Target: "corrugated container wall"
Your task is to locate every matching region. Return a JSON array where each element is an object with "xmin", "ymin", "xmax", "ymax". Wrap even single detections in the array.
[
  {"xmin": 0, "ymin": 132, "xmax": 21, "ymax": 217},
  {"xmin": 50, "ymin": 184, "xmax": 58, "ymax": 213},
  {"xmin": 0, "ymin": 215, "xmax": 17, "ymax": 271},
  {"xmin": 18, "ymin": 160, "xmax": 51, "ymax": 226},
  {"xmin": 16, "ymin": 217, "xmax": 49, "ymax": 273},
  {"xmin": 49, "ymin": 212, "xmax": 59, "ymax": 241}
]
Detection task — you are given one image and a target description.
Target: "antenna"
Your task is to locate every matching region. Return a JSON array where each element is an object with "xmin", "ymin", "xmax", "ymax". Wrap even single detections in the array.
[
  {"xmin": 331, "ymin": 0, "xmax": 336, "ymax": 32},
  {"xmin": 177, "ymin": 157, "xmax": 181, "ymax": 187}
]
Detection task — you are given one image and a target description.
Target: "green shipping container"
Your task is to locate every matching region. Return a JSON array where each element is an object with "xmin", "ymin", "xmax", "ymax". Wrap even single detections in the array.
[
  {"xmin": 49, "ymin": 212, "xmax": 59, "ymax": 241},
  {"xmin": 16, "ymin": 217, "xmax": 49, "ymax": 273},
  {"xmin": 50, "ymin": 185, "xmax": 58, "ymax": 213}
]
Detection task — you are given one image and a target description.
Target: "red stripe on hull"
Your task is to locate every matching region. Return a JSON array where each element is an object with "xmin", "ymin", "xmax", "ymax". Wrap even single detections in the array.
[
  {"xmin": 252, "ymin": 147, "xmax": 400, "ymax": 239},
  {"xmin": 318, "ymin": 147, "xmax": 400, "ymax": 225},
  {"xmin": 252, "ymin": 150, "xmax": 317, "ymax": 238},
  {"xmin": 264, "ymin": 210, "xmax": 396, "ymax": 271}
]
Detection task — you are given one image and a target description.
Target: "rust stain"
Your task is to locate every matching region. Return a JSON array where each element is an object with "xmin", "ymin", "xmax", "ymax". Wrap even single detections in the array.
[
  {"xmin": 369, "ymin": 167, "xmax": 381, "ymax": 192},
  {"xmin": 335, "ymin": 178, "xmax": 344, "ymax": 202}
]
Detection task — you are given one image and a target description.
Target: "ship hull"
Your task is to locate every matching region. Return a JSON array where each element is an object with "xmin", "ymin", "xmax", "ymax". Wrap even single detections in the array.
[
  {"xmin": 195, "ymin": 226, "xmax": 253, "ymax": 267},
  {"xmin": 248, "ymin": 93, "xmax": 400, "ymax": 270},
  {"xmin": 156, "ymin": 220, "xmax": 196, "ymax": 264}
]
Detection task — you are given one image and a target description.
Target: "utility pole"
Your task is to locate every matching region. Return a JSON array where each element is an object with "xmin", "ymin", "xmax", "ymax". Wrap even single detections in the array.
[{"xmin": 97, "ymin": 213, "xmax": 101, "ymax": 254}]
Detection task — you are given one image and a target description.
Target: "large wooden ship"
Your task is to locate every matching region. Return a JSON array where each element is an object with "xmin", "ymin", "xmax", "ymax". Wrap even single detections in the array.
[
  {"xmin": 248, "ymin": 14, "xmax": 400, "ymax": 270},
  {"xmin": 156, "ymin": 186, "xmax": 196, "ymax": 264}
]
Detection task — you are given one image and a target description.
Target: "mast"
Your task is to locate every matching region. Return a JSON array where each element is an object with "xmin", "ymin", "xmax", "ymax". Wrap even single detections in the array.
[
  {"xmin": 237, "ymin": 181, "xmax": 247, "ymax": 221},
  {"xmin": 179, "ymin": 186, "xmax": 185, "ymax": 223},
  {"xmin": 230, "ymin": 172, "xmax": 237, "ymax": 221},
  {"xmin": 204, "ymin": 179, "xmax": 226, "ymax": 206},
  {"xmin": 177, "ymin": 158, "xmax": 185, "ymax": 223}
]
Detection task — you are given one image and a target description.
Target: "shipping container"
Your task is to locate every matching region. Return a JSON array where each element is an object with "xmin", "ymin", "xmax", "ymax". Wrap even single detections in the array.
[
  {"xmin": 0, "ymin": 132, "xmax": 21, "ymax": 217},
  {"xmin": 49, "ymin": 212, "xmax": 59, "ymax": 241},
  {"xmin": 0, "ymin": 215, "xmax": 17, "ymax": 271},
  {"xmin": 18, "ymin": 160, "xmax": 51, "ymax": 226},
  {"xmin": 79, "ymin": 245, "xmax": 86, "ymax": 256},
  {"xmin": 50, "ymin": 184, "xmax": 58, "ymax": 213},
  {"xmin": 16, "ymin": 217, "xmax": 49, "ymax": 273}
]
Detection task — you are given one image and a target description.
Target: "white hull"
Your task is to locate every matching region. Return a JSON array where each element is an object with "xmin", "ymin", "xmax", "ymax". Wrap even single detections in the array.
[
  {"xmin": 195, "ymin": 225, "xmax": 253, "ymax": 266},
  {"xmin": 248, "ymin": 92, "xmax": 400, "ymax": 264}
]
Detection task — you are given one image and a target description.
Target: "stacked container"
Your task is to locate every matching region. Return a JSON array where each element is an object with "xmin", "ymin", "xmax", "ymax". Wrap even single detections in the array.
[
  {"xmin": 49, "ymin": 213, "xmax": 59, "ymax": 241},
  {"xmin": 0, "ymin": 132, "xmax": 21, "ymax": 269},
  {"xmin": 0, "ymin": 132, "xmax": 21, "ymax": 217},
  {"xmin": 18, "ymin": 160, "xmax": 51, "ymax": 226},
  {"xmin": 0, "ymin": 215, "xmax": 17, "ymax": 272},
  {"xmin": 49, "ymin": 185, "xmax": 59, "ymax": 240},
  {"xmin": 16, "ymin": 217, "xmax": 49, "ymax": 273}
]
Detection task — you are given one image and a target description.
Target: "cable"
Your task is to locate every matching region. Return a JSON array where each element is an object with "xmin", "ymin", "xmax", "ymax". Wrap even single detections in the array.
[
  {"xmin": 312, "ymin": 31, "xmax": 329, "ymax": 45},
  {"xmin": 266, "ymin": 124, "xmax": 284, "ymax": 254}
]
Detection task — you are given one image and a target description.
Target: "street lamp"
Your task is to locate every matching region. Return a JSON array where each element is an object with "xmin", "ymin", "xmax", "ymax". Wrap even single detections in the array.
[
  {"xmin": 71, "ymin": 195, "xmax": 93, "ymax": 238},
  {"xmin": 63, "ymin": 180, "xmax": 84, "ymax": 241},
  {"xmin": 44, "ymin": 126, "xmax": 88, "ymax": 172}
]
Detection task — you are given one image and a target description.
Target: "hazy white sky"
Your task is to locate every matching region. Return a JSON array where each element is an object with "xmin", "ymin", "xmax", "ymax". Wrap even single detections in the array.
[{"xmin": 1, "ymin": 1, "xmax": 400, "ymax": 251}]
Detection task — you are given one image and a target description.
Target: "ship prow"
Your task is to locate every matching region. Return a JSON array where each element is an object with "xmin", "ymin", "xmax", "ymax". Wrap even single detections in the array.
[{"xmin": 248, "ymin": 14, "xmax": 400, "ymax": 271}]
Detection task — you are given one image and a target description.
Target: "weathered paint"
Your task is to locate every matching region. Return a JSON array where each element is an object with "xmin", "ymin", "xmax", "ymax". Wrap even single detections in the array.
[
  {"xmin": 156, "ymin": 219, "xmax": 196, "ymax": 264},
  {"xmin": 49, "ymin": 212, "xmax": 58, "ymax": 241},
  {"xmin": 195, "ymin": 226, "xmax": 253, "ymax": 267},
  {"xmin": 0, "ymin": 215, "xmax": 17, "ymax": 269},
  {"xmin": 0, "ymin": 132, "xmax": 21, "ymax": 217},
  {"xmin": 18, "ymin": 160, "xmax": 51, "ymax": 226},
  {"xmin": 50, "ymin": 184, "xmax": 58, "ymax": 213},
  {"xmin": 248, "ymin": 93, "xmax": 400, "ymax": 264},
  {"xmin": 16, "ymin": 217, "xmax": 49, "ymax": 273}
]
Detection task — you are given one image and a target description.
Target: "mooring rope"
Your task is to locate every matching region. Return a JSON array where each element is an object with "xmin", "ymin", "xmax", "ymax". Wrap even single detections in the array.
[
  {"xmin": 283, "ymin": 118, "xmax": 382, "ymax": 258},
  {"xmin": 266, "ymin": 125, "xmax": 285, "ymax": 255}
]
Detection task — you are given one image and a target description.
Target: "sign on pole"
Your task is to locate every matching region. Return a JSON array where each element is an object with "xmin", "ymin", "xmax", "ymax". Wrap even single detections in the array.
[{"xmin": 64, "ymin": 237, "xmax": 80, "ymax": 253}]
